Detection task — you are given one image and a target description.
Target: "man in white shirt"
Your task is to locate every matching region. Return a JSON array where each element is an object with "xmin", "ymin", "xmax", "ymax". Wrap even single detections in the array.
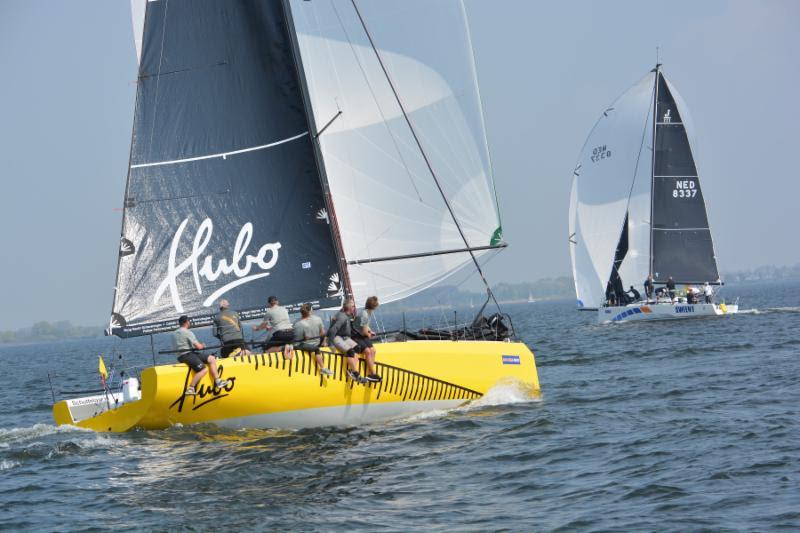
[{"xmin": 703, "ymin": 282, "xmax": 714, "ymax": 304}]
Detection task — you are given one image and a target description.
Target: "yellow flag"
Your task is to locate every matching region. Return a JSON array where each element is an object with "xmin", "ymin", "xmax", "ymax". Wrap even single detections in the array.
[{"xmin": 98, "ymin": 356, "xmax": 108, "ymax": 380}]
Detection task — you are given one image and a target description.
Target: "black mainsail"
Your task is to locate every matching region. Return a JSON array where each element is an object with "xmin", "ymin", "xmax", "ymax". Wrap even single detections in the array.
[
  {"xmin": 111, "ymin": 0, "xmax": 342, "ymax": 337},
  {"xmin": 650, "ymin": 69, "xmax": 720, "ymax": 284}
]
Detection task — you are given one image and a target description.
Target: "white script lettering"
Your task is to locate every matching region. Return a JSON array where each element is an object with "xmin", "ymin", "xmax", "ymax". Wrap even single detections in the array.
[{"xmin": 154, "ymin": 218, "xmax": 281, "ymax": 311}]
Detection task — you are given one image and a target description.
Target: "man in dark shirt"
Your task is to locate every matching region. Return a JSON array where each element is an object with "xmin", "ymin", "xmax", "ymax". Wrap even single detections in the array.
[
  {"xmin": 627, "ymin": 286, "xmax": 641, "ymax": 302},
  {"xmin": 213, "ymin": 299, "xmax": 248, "ymax": 358},
  {"xmin": 644, "ymin": 275, "xmax": 654, "ymax": 300},
  {"xmin": 666, "ymin": 276, "xmax": 677, "ymax": 302}
]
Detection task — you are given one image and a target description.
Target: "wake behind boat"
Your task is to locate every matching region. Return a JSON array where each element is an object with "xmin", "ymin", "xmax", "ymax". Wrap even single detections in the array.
[
  {"xmin": 52, "ymin": 0, "xmax": 539, "ymax": 431},
  {"xmin": 568, "ymin": 65, "xmax": 738, "ymax": 324}
]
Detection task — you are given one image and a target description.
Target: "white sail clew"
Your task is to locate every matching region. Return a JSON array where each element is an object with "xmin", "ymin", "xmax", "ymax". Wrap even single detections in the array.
[
  {"xmin": 569, "ymin": 73, "xmax": 655, "ymax": 309},
  {"xmin": 290, "ymin": 0, "xmax": 501, "ymax": 305}
]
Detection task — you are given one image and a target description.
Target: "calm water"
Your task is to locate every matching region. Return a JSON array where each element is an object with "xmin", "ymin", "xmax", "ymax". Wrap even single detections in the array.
[{"xmin": 2, "ymin": 281, "xmax": 799, "ymax": 531}]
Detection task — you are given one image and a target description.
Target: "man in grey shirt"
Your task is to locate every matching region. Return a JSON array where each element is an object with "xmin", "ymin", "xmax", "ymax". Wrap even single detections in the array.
[
  {"xmin": 173, "ymin": 315, "xmax": 228, "ymax": 395},
  {"xmin": 254, "ymin": 295, "xmax": 295, "ymax": 359},
  {"xmin": 212, "ymin": 299, "xmax": 248, "ymax": 358},
  {"xmin": 293, "ymin": 303, "xmax": 333, "ymax": 376},
  {"xmin": 352, "ymin": 296, "xmax": 381, "ymax": 383},
  {"xmin": 327, "ymin": 299, "xmax": 365, "ymax": 383}
]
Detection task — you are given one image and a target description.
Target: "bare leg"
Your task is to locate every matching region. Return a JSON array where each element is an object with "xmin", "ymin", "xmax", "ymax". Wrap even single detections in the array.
[
  {"xmin": 315, "ymin": 353, "xmax": 325, "ymax": 369},
  {"xmin": 365, "ymin": 348, "xmax": 376, "ymax": 375},
  {"xmin": 283, "ymin": 344, "xmax": 294, "ymax": 360},
  {"xmin": 348, "ymin": 356, "xmax": 359, "ymax": 373},
  {"xmin": 189, "ymin": 367, "xmax": 208, "ymax": 389},
  {"xmin": 207, "ymin": 355, "xmax": 220, "ymax": 381}
]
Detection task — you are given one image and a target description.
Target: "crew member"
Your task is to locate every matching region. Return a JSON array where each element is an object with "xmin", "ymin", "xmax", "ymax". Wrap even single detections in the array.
[
  {"xmin": 703, "ymin": 282, "xmax": 714, "ymax": 304},
  {"xmin": 644, "ymin": 275, "xmax": 654, "ymax": 300},
  {"xmin": 666, "ymin": 276, "xmax": 677, "ymax": 302},
  {"xmin": 173, "ymin": 315, "xmax": 228, "ymax": 396},
  {"xmin": 327, "ymin": 299, "xmax": 364, "ymax": 383},
  {"xmin": 352, "ymin": 296, "xmax": 381, "ymax": 383},
  {"xmin": 212, "ymin": 299, "xmax": 248, "ymax": 358},
  {"xmin": 687, "ymin": 286, "xmax": 700, "ymax": 304},
  {"xmin": 626, "ymin": 286, "xmax": 641, "ymax": 302},
  {"xmin": 293, "ymin": 303, "xmax": 333, "ymax": 377},
  {"xmin": 254, "ymin": 296, "xmax": 295, "ymax": 360},
  {"xmin": 605, "ymin": 283, "xmax": 617, "ymax": 306}
]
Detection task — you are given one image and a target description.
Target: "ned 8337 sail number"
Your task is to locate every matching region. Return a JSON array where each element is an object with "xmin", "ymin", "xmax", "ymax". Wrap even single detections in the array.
[{"xmin": 672, "ymin": 179, "xmax": 697, "ymax": 198}]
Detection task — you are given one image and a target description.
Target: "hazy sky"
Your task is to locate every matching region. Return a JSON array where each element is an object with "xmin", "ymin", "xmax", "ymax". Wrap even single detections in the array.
[{"xmin": 1, "ymin": 0, "xmax": 798, "ymax": 328}]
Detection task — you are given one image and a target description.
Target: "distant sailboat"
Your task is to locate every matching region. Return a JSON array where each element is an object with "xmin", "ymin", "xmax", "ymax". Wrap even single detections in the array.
[
  {"xmin": 569, "ymin": 65, "xmax": 738, "ymax": 323},
  {"xmin": 527, "ymin": 291, "xmax": 536, "ymax": 304}
]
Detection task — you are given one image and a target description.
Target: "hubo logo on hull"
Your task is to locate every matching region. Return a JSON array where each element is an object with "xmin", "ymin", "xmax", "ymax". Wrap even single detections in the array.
[{"xmin": 154, "ymin": 218, "xmax": 281, "ymax": 312}]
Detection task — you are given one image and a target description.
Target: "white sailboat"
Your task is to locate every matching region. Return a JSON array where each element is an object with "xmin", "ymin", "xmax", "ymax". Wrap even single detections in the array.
[{"xmin": 569, "ymin": 65, "xmax": 738, "ymax": 323}]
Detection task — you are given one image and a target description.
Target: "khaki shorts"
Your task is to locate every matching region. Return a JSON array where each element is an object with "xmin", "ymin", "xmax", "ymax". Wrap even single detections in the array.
[{"xmin": 332, "ymin": 336, "xmax": 357, "ymax": 355}]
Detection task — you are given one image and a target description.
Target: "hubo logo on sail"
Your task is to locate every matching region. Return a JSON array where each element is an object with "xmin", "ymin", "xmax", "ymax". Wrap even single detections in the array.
[{"xmin": 154, "ymin": 218, "xmax": 281, "ymax": 312}]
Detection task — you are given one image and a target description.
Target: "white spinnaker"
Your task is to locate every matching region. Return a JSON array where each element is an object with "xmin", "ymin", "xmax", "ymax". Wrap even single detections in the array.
[
  {"xmin": 616, "ymin": 79, "xmax": 655, "ymax": 294},
  {"xmin": 290, "ymin": 0, "xmax": 501, "ymax": 305},
  {"xmin": 130, "ymin": 0, "xmax": 147, "ymax": 64},
  {"xmin": 569, "ymin": 73, "xmax": 655, "ymax": 308}
]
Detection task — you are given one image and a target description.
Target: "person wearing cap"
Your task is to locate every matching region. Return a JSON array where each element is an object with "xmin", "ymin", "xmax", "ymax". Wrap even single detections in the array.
[
  {"xmin": 173, "ymin": 315, "xmax": 228, "ymax": 396},
  {"xmin": 254, "ymin": 295, "xmax": 295, "ymax": 359},
  {"xmin": 212, "ymin": 299, "xmax": 248, "ymax": 358}
]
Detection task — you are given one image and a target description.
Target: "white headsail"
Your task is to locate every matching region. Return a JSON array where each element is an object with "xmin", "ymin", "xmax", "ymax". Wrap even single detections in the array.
[
  {"xmin": 290, "ymin": 0, "xmax": 502, "ymax": 305},
  {"xmin": 569, "ymin": 73, "xmax": 655, "ymax": 308}
]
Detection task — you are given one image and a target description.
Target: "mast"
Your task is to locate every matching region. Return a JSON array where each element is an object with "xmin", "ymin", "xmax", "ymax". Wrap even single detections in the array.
[
  {"xmin": 648, "ymin": 63, "xmax": 661, "ymax": 279},
  {"xmin": 282, "ymin": 0, "xmax": 353, "ymax": 300}
]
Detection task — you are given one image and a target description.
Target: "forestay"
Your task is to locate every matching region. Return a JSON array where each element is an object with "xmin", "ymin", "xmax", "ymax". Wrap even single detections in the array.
[
  {"xmin": 569, "ymin": 73, "xmax": 654, "ymax": 308},
  {"xmin": 112, "ymin": 0, "xmax": 342, "ymax": 337},
  {"xmin": 289, "ymin": 0, "xmax": 503, "ymax": 305}
]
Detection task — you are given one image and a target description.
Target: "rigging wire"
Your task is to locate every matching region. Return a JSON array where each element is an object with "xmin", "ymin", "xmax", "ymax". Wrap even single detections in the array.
[{"xmin": 348, "ymin": 0, "xmax": 502, "ymax": 316}]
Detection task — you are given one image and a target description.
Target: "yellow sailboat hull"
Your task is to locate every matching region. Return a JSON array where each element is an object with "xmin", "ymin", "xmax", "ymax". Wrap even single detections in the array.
[{"xmin": 53, "ymin": 340, "xmax": 539, "ymax": 432}]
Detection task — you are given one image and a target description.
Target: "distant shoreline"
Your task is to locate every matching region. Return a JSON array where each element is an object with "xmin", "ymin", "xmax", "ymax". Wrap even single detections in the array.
[{"xmin": 3, "ymin": 275, "xmax": 797, "ymax": 344}]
